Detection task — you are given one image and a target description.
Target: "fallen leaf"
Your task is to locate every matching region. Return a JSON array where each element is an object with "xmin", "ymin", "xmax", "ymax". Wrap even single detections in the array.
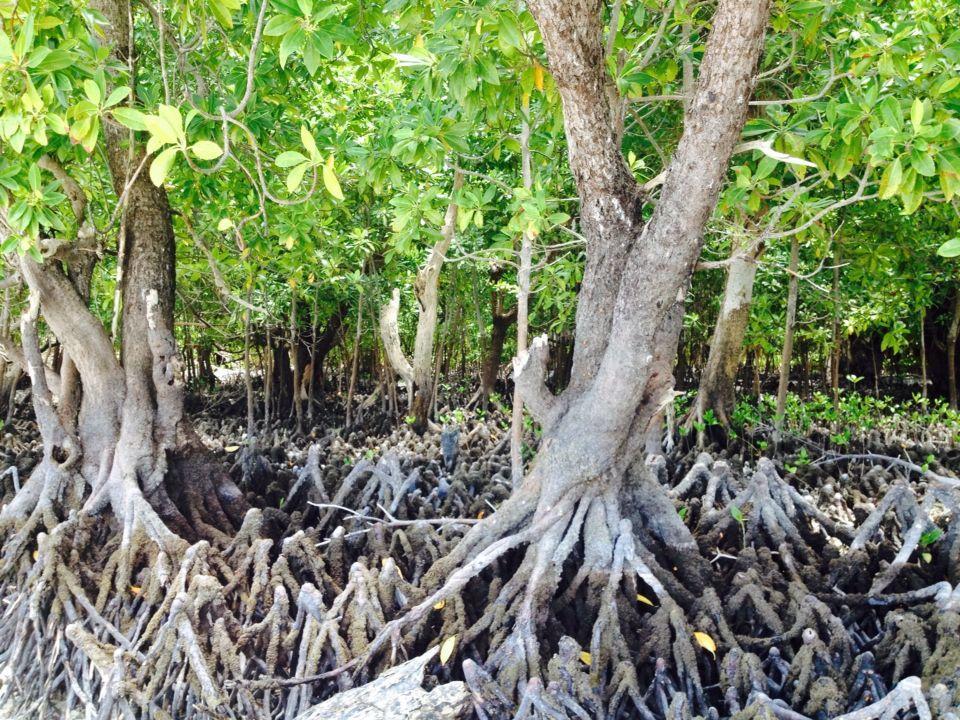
[
  {"xmin": 439, "ymin": 635, "xmax": 457, "ymax": 665},
  {"xmin": 433, "ymin": 599, "xmax": 446, "ymax": 610},
  {"xmin": 32, "ymin": 550, "xmax": 38, "ymax": 561},
  {"xmin": 130, "ymin": 585, "xmax": 142, "ymax": 595},
  {"xmin": 224, "ymin": 445, "xmax": 240, "ymax": 452},
  {"xmin": 693, "ymin": 631, "xmax": 716, "ymax": 656},
  {"xmin": 636, "ymin": 594, "xmax": 655, "ymax": 607},
  {"xmin": 579, "ymin": 651, "xmax": 591, "ymax": 666}
]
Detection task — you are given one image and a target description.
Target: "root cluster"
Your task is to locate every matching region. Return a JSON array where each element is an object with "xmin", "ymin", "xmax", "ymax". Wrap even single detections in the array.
[{"xmin": 0, "ymin": 408, "xmax": 958, "ymax": 720}]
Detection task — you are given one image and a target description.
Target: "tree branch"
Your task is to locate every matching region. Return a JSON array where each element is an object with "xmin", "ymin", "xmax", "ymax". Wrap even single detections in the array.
[
  {"xmin": 379, "ymin": 288, "xmax": 415, "ymax": 388},
  {"xmin": 512, "ymin": 335, "xmax": 561, "ymax": 430}
]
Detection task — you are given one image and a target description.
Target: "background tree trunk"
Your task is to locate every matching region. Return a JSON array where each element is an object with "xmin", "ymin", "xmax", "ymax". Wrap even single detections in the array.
[
  {"xmin": 774, "ymin": 235, "xmax": 800, "ymax": 429},
  {"xmin": 948, "ymin": 288, "xmax": 960, "ymax": 409},
  {"xmin": 690, "ymin": 234, "xmax": 762, "ymax": 427},
  {"xmin": 380, "ymin": 170, "xmax": 463, "ymax": 433}
]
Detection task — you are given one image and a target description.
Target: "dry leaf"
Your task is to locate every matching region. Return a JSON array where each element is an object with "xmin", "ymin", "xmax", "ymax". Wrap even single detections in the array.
[
  {"xmin": 130, "ymin": 585, "xmax": 142, "ymax": 595},
  {"xmin": 636, "ymin": 594, "xmax": 655, "ymax": 607},
  {"xmin": 579, "ymin": 651, "xmax": 591, "ymax": 666},
  {"xmin": 693, "ymin": 631, "xmax": 716, "ymax": 655},
  {"xmin": 433, "ymin": 599, "xmax": 446, "ymax": 610},
  {"xmin": 439, "ymin": 635, "xmax": 457, "ymax": 665},
  {"xmin": 224, "ymin": 445, "xmax": 239, "ymax": 452},
  {"xmin": 32, "ymin": 550, "xmax": 38, "ymax": 561}
]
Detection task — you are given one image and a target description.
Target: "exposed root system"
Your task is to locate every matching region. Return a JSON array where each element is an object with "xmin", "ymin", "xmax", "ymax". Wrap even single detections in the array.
[{"xmin": 1, "ymin": 409, "xmax": 959, "ymax": 719}]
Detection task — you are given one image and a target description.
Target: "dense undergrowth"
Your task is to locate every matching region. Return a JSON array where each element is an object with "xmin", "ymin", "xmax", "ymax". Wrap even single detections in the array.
[{"xmin": 678, "ymin": 390, "xmax": 960, "ymax": 449}]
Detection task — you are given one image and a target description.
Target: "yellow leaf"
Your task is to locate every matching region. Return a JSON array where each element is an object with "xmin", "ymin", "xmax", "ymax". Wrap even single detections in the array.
[
  {"xmin": 414, "ymin": 34, "xmax": 424, "ymax": 48},
  {"xmin": 433, "ymin": 599, "xmax": 446, "ymax": 610},
  {"xmin": 129, "ymin": 585, "xmax": 142, "ymax": 595},
  {"xmin": 475, "ymin": 18, "xmax": 483, "ymax": 34},
  {"xmin": 323, "ymin": 161, "xmax": 344, "ymax": 201},
  {"xmin": 300, "ymin": 124, "xmax": 319, "ymax": 161},
  {"xmin": 439, "ymin": 635, "xmax": 457, "ymax": 665},
  {"xmin": 224, "ymin": 445, "xmax": 239, "ymax": 452},
  {"xmin": 533, "ymin": 63, "xmax": 544, "ymax": 92},
  {"xmin": 190, "ymin": 140, "xmax": 223, "ymax": 160},
  {"xmin": 636, "ymin": 594, "xmax": 655, "ymax": 607},
  {"xmin": 32, "ymin": 550, "xmax": 38, "ymax": 561},
  {"xmin": 693, "ymin": 631, "xmax": 716, "ymax": 656},
  {"xmin": 476, "ymin": 510, "xmax": 485, "ymax": 519},
  {"xmin": 579, "ymin": 651, "xmax": 591, "ymax": 666}
]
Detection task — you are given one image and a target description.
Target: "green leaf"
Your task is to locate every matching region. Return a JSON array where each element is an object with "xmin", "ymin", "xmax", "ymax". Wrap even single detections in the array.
[
  {"xmin": 935, "ymin": 77, "xmax": 960, "ymax": 96},
  {"xmin": 730, "ymin": 505, "xmax": 744, "ymax": 523},
  {"xmin": 112, "ymin": 107, "xmax": 148, "ymax": 131},
  {"xmin": 879, "ymin": 157, "xmax": 902, "ymax": 199},
  {"xmin": 286, "ymin": 161, "xmax": 309, "ymax": 192},
  {"xmin": 937, "ymin": 238, "xmax": 960, "ymax": 258},
  {"xmin": 264, "ymin": 14, "xmax": 299, "ymax": 36},
  {"xmin": 911, "ymin": 97, "xmax": 925, "ymax": 134},
  {"xmin": 498, "ymin": 13, "xmax": 522, "ymax": 49},
  {"xmin": 910, "ymin": 148, "xmax": 936, "ymax": 177},
  {"xmin": 279, "ymin": 28, "xmax": 305, "ymax": 67},
  {"xmin": 190, "ymin": 140, "xmax": 223, "ymax": 160},
  {"xmin": 158, "ymin": 104, "xmax": 184, "ymax": 139},
  {"xmin": 0, "ymin": 29, "xmax": 12, "ymax": 63},
  {"xmin": 150, "ymin": 146, "xmax": 179, "ymax": 186},
  {"xmin": 83, "ymin": 79, "xmax": 102, "ymax": 105},
  {"xmin": 104, "ymin": 86, "xmax": 131, "ymax": 108},
  {"xmin": 919, "ymin": 528, "xmax": 943, "ymax": 547},
  {"xmin": 276, "ymin": 150, "xmax": 308, "ymax": 168},
  {"xmin": 145, "ymin": 115, "xmax": 180, "ymax": 146}
]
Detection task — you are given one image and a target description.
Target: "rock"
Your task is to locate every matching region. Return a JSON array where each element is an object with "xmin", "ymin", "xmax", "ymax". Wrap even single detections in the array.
[{"xmin": 295, "ymin": 647, "xmax": 470, "ymax": 720}]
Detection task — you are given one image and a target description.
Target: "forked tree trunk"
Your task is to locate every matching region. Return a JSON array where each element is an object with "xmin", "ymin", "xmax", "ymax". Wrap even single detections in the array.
[
  {"xmin": 689, "ymin": 234, "xmax": 763, "ymax": 427},
  {"xmin": 379, "ymin": 170, "xmax": 463, "ymax": 433},
  {"xmin": 370, "ymin": 0, "xmax": 771, "ymax": 686}
]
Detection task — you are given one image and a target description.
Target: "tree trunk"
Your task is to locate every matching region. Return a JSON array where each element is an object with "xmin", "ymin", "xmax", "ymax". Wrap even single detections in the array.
[
  {"xmin": 480, "ymin": 305, "xmax": 515, "ymax": 407},
  {"xmin": 689, "ymin": 234, "xmax": 762, "ymax": 427},
  {"xmin": 379, "ymin": 170, "xmax": 463, "ymax": 433},
  {"xmin": 919, "ymin": 308, "xmax": 927, "ymax": 400},
  {"xmin": 948, "ymin": 288, "xmax": 960, "ymax": 409},
  {"xmin": 289, "ymin": 292, "xmax": 303, "ymax": 434},
  {"xmin": 2, "ymin": 0, "xmax": 247, "ymax": 556},
  {"xmin": 774, "ymin": 235, "xmax": 800, "ymax": 429},
  {"xmin": 831, "ymin": 250, "xmax": 841, "ymax": 419},
  {"xmin": 346, "ymin": 290, "xmax": 365, "ymax": 428},
  {"xmin": 369, "ymin": 0, "xmax": 771, "ymax": 689},
  {"xmin": 511, "ymin": 113, "xmax": 535, "ymax": 485}
]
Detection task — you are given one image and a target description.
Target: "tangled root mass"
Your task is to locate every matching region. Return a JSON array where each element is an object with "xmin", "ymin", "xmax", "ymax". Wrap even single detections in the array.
[{"xmin": 1, "ymin": 410, "xmax": 959, "ymax": 720}]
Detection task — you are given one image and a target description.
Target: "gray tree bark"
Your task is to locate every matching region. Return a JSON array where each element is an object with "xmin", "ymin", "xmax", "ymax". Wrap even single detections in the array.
[
  {"xmin": 690, "ymin": 234, "xmax": 763, "ymax": 427},
  {"xmin": 369, "ymin": 0, "xmax": 772, "ymax": 686},
  {"xmin": 379, "ymin": 170, "xmax": 463, "ymax": 433},
  {"xmin": 2, "ymin": 0, "xmax": 247, "ymax": 552}
]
